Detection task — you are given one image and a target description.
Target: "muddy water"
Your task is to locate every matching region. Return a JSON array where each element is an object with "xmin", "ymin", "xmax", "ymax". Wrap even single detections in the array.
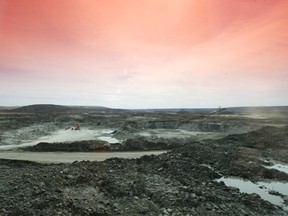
[
  {"xmin": 217, "ymin": 177, "xmax": 288, "ymax": 211},
  {"xmin": 0, "ymin": 128, "xmax": 120, "ymax": 150},
  {"xmin": 1, "ymin": 126, "xmax": 220, "ymax": 150}
]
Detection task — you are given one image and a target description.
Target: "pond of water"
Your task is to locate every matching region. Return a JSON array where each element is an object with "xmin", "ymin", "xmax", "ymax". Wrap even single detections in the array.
[{"xmin": 216, "ymin": 177, "xmax": 288, "ymax": 211}]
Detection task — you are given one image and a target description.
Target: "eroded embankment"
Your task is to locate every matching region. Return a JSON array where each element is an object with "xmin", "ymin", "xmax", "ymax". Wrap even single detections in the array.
[
  {"xmin": 118, "ymin": 118, "xmax": 260, "ymax": 134},
  {"xmin": 0, "ymin": 112, "xmax": 265, "ymax": 144}
]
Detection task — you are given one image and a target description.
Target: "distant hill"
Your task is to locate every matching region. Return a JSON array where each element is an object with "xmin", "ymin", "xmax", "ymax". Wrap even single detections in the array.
[
  {"xmin": 68, "ymin": 106, "xmax": 129, "ymax": 113},
  {"xmin": 10, "ymin": 104, "xmax": 71, "ymax": 113},
  {"xmin": 8, "ymin": 104, "xmax": 288, "ymax": 115},
  {"xmin": 9, "ymin": 104, "xmax": 129, "ymax": 113}
]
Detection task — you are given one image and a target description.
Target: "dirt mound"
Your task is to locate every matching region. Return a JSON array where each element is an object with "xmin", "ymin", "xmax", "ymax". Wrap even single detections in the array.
[
  {"xmin": 0, "ymin": 153, "xmax": 286, "ymax": 216},
  {"xmin": 172, "ymin": 141, "xmax": 288, "ymax": 182},
  {"xmin": 23, "ymin": 140, "xmax": 111, "ymax": 152},
  {"xmin": 21, "ymin": 137, "xmax": 177, "ymax": 152},
  {"xmin": 219, "ymin": 126, "xmax": 288, "ymax": 149},
  {"xmin": 215, "ymin": 126, "xmax": 288, "ymax": 164}
]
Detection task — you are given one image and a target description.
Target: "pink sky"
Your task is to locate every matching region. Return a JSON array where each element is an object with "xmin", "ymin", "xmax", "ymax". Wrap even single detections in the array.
[{"xmin": 0, "ymin": 0, "xmax": 287, "ymax": 108}]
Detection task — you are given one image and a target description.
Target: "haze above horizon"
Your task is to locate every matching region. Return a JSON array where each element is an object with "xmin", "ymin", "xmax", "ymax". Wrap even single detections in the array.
[{"xmin": 0, "ymin": 0, "xmax": 287, "ymax": 109}]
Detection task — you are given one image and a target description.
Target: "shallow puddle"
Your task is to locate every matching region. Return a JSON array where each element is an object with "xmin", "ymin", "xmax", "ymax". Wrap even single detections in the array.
[
  {"xmin": 216, "ymin": 177, "xmax": 288, "ymax": 211},
  {"xmin": 97, "ymin": 136, "xmax": 120, "ymax": 144},
  {"xmin": 264, "ymin": 163, "xmax": 288, "ymax": 175}
]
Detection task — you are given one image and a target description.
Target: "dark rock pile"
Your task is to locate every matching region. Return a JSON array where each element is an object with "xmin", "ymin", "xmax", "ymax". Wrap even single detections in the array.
[
  {"xmin": 1, "ymin": 148, "xmax": 287, "ymax": 215},
  {"xmin": 1, "ymin": 126, "xmax": 288, "ymax": 215},
  {"xmin": 23, "ymin": 140, "xmax": 111, "ymax": 152},
  {"xmin": 21, "ymin": 137, "xmax": 185, "ymax": 152},
  {"xmin": 0, "ymin": 156, "xmax": 285, "ymax": 216}
]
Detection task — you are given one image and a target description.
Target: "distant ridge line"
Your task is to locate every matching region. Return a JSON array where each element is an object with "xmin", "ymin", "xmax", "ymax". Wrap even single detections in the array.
[
  {"xmin": 9, "ymin": 104, "xmax": 128, "ymax": 113},
  {"xmin": 4, "ymin": 104, "xmax": 288, "ymax": 114}
]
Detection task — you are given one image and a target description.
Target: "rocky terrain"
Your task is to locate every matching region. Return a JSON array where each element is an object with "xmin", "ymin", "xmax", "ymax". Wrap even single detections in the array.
[{"xmin": 0, "ymin": 105, "xmax": 288, "ymax": 215}]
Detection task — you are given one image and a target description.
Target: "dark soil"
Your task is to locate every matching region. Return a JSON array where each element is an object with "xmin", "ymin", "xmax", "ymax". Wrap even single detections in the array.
[
  {"xmin": 1, "ymin": 107, "xmax": 288, "ymax": 216},
  {"xmin": 1, "ymin": 126, "xmax": 288, "ymax": 215},
  {"xmin": 23, "ymin": 140, "xmax": 111, "ymax": 152}
]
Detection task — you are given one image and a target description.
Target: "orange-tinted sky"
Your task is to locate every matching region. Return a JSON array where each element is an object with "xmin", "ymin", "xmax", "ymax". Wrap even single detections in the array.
[{"xmin": 0, "ymin": 0, "xmax": 287, "ymax": 108}]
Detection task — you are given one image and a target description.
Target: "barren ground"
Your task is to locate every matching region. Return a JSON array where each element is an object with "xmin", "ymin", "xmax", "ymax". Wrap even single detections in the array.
[{"xmin": 0, "ymin": 106, "xmax": 288, "ymax": 215}]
